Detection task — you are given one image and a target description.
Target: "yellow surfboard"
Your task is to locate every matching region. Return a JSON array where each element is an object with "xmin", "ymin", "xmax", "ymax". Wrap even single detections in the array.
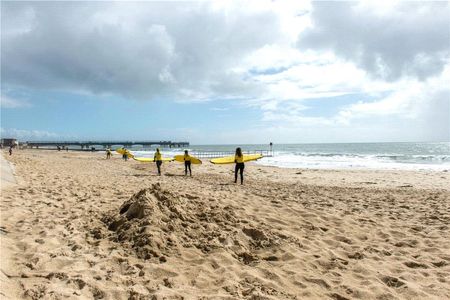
[
  {"xmin": 133, "ymin": 157, "xmax": 174, "ymax": 162},
  {"xmin": 210, "ymin": 153, "xmax": 263, "ymax": 164},
  {"xmin": 174, "ymin": 155, "xmax": 202, "ymax": 164},
  {"xmin": 116, "ymin": 148, "xmax": 134, "ymax": 158}
]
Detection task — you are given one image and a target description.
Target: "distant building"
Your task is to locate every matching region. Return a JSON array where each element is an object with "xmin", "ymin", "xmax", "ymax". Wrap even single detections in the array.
[{"xmin": 1, "ymin": 138, "xmax": 17, "ymax": 147}]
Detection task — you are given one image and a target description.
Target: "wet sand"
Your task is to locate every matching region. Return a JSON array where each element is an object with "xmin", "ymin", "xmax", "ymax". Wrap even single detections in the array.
[{"xmin": 1, "ymin": 149, "xmax": 449, "ymax": 299}]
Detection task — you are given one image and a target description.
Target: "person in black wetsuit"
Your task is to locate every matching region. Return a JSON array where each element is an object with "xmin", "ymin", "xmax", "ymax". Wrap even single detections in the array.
[
  {"xmin": 122, "ymin": 148, "xmax": 128, "ymax": 161},
  {"xmin": 154, "ymin": 148, "xmax": 163, "ymax": 176},
  {"xmin": 234, "ymin": 147, "xmax": 245, "ymax": 184},
  {"xmin": 183, "ymin": 150, "xmax": 192, "ymax": 176}
]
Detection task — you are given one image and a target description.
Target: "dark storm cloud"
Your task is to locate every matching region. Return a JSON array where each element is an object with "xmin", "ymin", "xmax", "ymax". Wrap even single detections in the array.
[
  {"xmin": 298, "ymin": 2, "xmax": 450, "ymax": 81},
  {"xmin": 1, "ymin": 1, "xmax": 281, "ymax": 100}
]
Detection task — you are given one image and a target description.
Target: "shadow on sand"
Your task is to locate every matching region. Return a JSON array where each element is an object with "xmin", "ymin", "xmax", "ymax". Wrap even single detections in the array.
[
  {"xmin": 165, "ymin": 173, "xmax": 189, "ymax": 177},
  {"xmin": 130, "ymin": 174, "xmax": 158, "ymax": 177}
]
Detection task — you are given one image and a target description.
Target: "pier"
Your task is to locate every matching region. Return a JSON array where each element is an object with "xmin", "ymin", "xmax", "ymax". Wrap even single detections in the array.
[{"xmin": 25, "ymin": 140, "xmax": 189, "ymax": 150}]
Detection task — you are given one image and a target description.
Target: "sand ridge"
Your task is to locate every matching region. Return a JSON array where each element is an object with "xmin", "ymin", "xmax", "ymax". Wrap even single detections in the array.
[{"xmin": 0, "ymin": 149, "xmax": 449, "ymax": 299}]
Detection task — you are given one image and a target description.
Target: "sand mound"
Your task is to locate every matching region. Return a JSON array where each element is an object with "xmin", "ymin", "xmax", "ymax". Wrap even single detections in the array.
[{"xmin": 103, "ymin": 183, "xmax": 286, "ymax": 263}]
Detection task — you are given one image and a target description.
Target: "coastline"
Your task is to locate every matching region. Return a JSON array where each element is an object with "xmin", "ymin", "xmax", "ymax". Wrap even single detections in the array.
[{"xmin": 1, "ymin": 149, "xmax": 449, "ymax": 299}]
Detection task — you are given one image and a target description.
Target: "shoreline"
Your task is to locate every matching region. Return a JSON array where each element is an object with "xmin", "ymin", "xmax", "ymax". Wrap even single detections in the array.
[
  {"xmin": 1, "ymin": 149, "xmax": 449, "ymax": 299},
  {"xmin": 255, "ymin": 162, "xmax": 450, "ymax": 172},
  {"xmin": 19, "ymin": 144, "xmax": 450, "ymax": 172}
]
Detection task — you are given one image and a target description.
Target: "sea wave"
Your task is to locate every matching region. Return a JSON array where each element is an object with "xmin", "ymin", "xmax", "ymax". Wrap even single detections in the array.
[
  {"xmin": 255, "ymin": 153, "xmax": 450, "ymax": 171},
  {"xmin": 127, "ymin": 146, "xmax": 450, "ymax": 171}
]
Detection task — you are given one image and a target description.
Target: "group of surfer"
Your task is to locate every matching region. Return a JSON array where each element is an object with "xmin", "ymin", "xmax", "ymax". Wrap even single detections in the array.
[
  {"xmin": 107, "ymin": 147, "xmax": 246, "ymax": 184},
  {"xmin": 57, "ymin": 146, "xmax": 69, "ymax": 151},
  {"xmin": 150, "ymin": 148, "xmax": 193, "ymax": 176}
]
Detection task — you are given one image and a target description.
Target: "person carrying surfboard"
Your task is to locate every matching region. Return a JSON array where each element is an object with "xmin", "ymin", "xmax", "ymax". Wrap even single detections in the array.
[
  {"xmin": 122, "ymin": 148, "xmax": 128, "ymax": 161},
  {"xmin": 234, "ymin": 147, "xmax": 245, "ymax": 184},
  {"xmin": 154, "ymin": 148, "xmax": 163, "ymax": 175},
  {"xmin": 183, "ymin": 150, "xmax": 193, "ymax": 176}
]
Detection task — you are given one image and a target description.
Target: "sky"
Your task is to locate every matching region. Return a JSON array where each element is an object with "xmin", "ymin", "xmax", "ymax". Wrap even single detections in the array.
[{"xmin": 1, "ymin": 0, "xmax": 449, "ymax": 144}]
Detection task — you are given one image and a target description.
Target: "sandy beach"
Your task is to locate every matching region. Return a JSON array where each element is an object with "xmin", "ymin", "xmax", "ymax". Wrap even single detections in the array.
[{"xmin": 1, "ymin": 149, "xmax": 449, "ymax": 299}]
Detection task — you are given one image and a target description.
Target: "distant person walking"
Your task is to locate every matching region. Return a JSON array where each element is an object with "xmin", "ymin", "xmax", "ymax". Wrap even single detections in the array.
[
  {"xmin": 154, "ymin": 148, "xmax": 163, "ymax": 175},
  {"xmin": 234, "ymin": 147, "xmax": 245, "ymax": 184},
  {"xmin": 9, "ymin": 146, "xmax": 13, "ymax": 156},
  {"xmin": 183, "ymin": 150, "xmax": 192, "ymax": 176},
  {"xmin": 106, "ymin": 148, "xmax": 112, "ymax": 159}
]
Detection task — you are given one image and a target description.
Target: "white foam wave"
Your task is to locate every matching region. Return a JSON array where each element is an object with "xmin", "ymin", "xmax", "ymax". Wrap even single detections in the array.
[
  {"xmin": 130, "ymin": 149, "xmax": 450, "ymax": 171},
  {"xmin": 255, "ymin": 153, "xmax": 450, "ymax": 171},
  {"xmin": 131, "ymin": 149, "xmax": 186, "ymax": 158}
]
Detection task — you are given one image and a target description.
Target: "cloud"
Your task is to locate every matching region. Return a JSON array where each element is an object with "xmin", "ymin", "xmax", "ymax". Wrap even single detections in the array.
[
  {"xmin": 1, "ymin": 1, "xmax": 282, "ymax": 101},
  {"xmin": 0, "ymin": 94, "xmax": 32, "ymax": 108},
  {"xmin": 254, "ymin": 71, "xmax": 450, "ymax": 142},
  {"xmin": 249, "ymin": 62, "xmax": 450, "ymax": 142},
  {"xmin": 1, "ymin": 1, "xmax": 448, "ymax": 143},
  {"xmin": 251, "ymin": 53, "xmax": 387, "ymax": 101},
  {"xmin": 298, "ymin": 2, "xmax": 450, "ymax": 81},
  {"xmin": 335, "ymin": 67, "xmax": 450, "ymax": 140},
  {"xmin": 0, "ymin": 127, "xmax": 70, "ymax": 140}
]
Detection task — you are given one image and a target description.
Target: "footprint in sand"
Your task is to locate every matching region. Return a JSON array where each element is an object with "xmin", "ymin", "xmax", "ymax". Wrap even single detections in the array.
[
  {"xmin": 432, "ymin": 261, "xmax": 449, "ymax": 267},
  {"xmin": 68, "ymin": 278, "xmax": 87, "ymax": 289},
  {"xmin": 304, "ymin": 277, "xmax": 331, "ymax": 289},
  {"xmin": 46, "ymin": 272, "xmax": 69, "ymax": 280},
  {"xmin": 335, "ymin": 236, "xmax": 353, "ymax": 244},
  {"xmin": 347, "ymin": 252, "xmax": 364, "ymax": 260},
  {"xmin": 404, "ymin": 261, "xmax": 428, "ymax": 269},
  {"xmin": 381, "ymin": 276, "xmax": 406, "ymax": 288}
]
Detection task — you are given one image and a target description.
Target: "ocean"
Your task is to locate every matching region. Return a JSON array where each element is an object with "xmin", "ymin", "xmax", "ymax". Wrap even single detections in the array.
[{"xmin": 131, "ymin": 142, "xmax": 450, "ymax": 171}]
